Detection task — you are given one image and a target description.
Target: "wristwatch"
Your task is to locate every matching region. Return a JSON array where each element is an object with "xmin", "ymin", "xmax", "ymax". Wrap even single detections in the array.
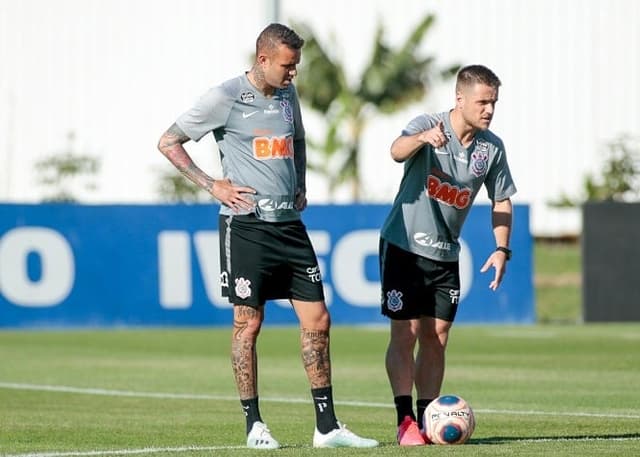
[{"xmin": 496, "ymin": 246, "xmax": 512, "ymax": 260}]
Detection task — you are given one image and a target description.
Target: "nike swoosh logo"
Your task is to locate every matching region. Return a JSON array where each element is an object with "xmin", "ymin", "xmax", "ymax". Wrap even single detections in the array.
[
  {"xmin": 314, "ymin": 396, "xmax": 328, "ymax": 401},
  {"xmin": 242, "ymin": 111, "xmax": 259, "ymax": 119}
]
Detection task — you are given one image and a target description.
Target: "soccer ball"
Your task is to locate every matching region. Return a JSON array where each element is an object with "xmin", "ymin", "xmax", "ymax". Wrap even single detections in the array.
[{"xmin": 422, "ymin": 394, "xmax": 475, "ymax": 445}]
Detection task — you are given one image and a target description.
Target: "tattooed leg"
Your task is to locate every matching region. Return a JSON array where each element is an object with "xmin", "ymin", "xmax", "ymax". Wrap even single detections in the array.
[
  {"xmin": 301, "ymin": 327, "xmax": 332, "ymax": 388},
  {"xmin": 291, "ymin": 299, "xmax": 332, "ymax": 388},
  {"xmin": 231, "ymin": 305, "xmax": 263, "ymax": 399}
]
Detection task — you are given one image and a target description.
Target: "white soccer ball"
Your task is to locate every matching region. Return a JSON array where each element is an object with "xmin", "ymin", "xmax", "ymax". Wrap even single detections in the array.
[{"xmin": 422, "ymin": 394, "xmax": 476, "ymax": 445}]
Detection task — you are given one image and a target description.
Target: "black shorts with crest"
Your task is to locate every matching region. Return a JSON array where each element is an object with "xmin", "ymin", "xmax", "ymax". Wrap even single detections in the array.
[
  {"xmin": 219, "ymin": 214, "xmax": 325, "ymax": 307},
  {"xmin": 379, "ymin": 239, "xmax": 460, "ymax": 321}
]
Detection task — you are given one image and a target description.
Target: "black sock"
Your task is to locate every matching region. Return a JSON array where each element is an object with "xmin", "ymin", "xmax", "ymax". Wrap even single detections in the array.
[
  {"xmin": 240, "ymin": 397, "xmax": 262, "ymax": 434},
  {"xmin": 394, "ymin": 395, "xmax": 415, "ymax": 425},
  {"xmin": 416, "ymin": 398, "xmax": 434, "ymax": 429},
  {"xmin": 311, "ymin": 386, "xmax": 339, "ymax": 434}
]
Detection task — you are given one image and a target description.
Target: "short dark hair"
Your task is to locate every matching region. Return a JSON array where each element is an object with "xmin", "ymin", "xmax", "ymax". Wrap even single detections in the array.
[
  {"xmin": 456, "ymin": 65, "xmax": 501, "ymax": 91},
  {"xmin": 256, "ymin": 23, "xmax": 304, "ymax": 55}
]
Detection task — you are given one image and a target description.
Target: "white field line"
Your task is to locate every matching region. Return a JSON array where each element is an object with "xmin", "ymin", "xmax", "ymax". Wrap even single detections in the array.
[
  {"xmin": 1, "ymin": 446, "xmax": 243, "ymax": 457},
  {"xmin": 1, "ymin": 381, "xmax": 640, "ymax": 421},
  {"xmin": 2, "ymin": 382, "xmax": 640, "ymax": 457},
  {"xmin": 3, "ymin": 437, "xmax": 640, "ymax": 457},
  {"xmin": 509, "ymin": 436, "xmax": 640, "ymax": 443}
]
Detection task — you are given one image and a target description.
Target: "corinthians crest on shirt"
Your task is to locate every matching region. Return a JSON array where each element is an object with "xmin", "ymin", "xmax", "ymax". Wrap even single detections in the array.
[{"xmin": 470, "ymin": 141, "xmax": 490, "ymax": 177}]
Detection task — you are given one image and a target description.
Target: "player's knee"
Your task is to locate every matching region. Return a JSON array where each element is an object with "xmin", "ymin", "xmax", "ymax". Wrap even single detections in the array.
[
  {"xmin": 419, "ymin": 326, "xmax": 449, "ymax": 348},
  {"xmin": 391, "ymin": 329, "xmax": 418, "ymax": 349},
  {"xmin": 314, "ymin": 309, "xmax": 331, "ymax": 331}
]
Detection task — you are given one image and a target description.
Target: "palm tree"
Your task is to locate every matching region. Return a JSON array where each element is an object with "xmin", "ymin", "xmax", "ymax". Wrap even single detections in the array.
[{"xmin": 294, "ymin": 15, "xmax": 459, "ymax": 200}]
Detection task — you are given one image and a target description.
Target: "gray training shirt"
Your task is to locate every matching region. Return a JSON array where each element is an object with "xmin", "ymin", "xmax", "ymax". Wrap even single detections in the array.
[
  {"xmin": 176, "ymin": 73, "xmax": 305, "ymax": 222},
  {"xmin": 380, "ymin": 111, "xmax": 517, "ymax": 262}
]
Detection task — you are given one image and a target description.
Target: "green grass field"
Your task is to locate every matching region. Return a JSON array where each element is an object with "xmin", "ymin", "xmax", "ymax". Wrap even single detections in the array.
[
  {"xmin": 3, "ymin": 241, "xmax": 638, "ymax": 456},
  {"xmin": 1, "ymin": 325, "xmax": 639, "ymax": 456},
  {"xmin": 534, "ymin": 240, "xmax": 582, "ymax": 323}
]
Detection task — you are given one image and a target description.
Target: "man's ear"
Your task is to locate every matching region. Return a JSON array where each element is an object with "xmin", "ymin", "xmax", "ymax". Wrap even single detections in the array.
[{"xmin": 256, "ymin": 53, "xmax": 268, "ymax": 66}]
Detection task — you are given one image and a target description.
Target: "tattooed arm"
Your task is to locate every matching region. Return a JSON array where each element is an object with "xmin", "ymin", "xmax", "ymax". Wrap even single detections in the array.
[
  {"xmin": 157, "ymin": 123, "xmax": 256, "ymax": 210},
  {"xmin": 157, "ymin": 123, "xmax": 216, "ymax": 192}
]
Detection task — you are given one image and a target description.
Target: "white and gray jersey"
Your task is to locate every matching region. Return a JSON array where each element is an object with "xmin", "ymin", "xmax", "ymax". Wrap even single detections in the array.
[
  {"xmin": 176, "ymin": 73, "xmax": 305, "ymax": 222},
  {"xmin": 381, "ymin": 111, "xmax": 517, "ymax": 262}
]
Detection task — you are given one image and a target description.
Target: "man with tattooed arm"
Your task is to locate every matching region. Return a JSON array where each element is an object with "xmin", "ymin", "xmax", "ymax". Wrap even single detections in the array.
[{"xmin": 157, "ymin": 23, "xmax": 377, "ymax": 450}]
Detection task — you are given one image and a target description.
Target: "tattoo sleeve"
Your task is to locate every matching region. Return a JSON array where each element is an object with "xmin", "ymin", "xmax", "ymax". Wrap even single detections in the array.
[
  {"xmin": 157, "ymin": 123, "xmax": 215, "ymax": 193},
  {"xmin": 231, "ymin": 306, "xmax": 261, "ymax": 399},
  {"xmin": 301, "ymin": 327, "xmax": 331, "ymax": 388}
]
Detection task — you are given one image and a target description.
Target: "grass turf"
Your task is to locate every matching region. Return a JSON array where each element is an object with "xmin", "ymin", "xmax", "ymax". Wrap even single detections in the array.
[
  {"xmin": 534, "ymin": 240, "xmax": 582, "ymax": 323},
  {"xmin": 1, "ymin": 325, "xmax": 639, "ymax": 456}
]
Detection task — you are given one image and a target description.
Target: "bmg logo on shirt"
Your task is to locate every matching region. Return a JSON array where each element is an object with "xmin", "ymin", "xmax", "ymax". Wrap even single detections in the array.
[
  {"xmin": 253, "ymin": 136, "xmax": 294, "ymax": 159},
  {"xmin": 426, "ymin": 175, "xmax": 471, "ymax": 209}
]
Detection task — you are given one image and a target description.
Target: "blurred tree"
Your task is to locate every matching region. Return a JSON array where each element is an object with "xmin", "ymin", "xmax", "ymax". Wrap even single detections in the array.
[
  {"xmin": 154, "ymin": 167, "xmax": 211, "ymax": 203},
  {"xmin": 34, "ymin": 131, "xmax": 101, "ymax": 203},
  {"xmin": 293, "ymin": 15, "xmax": 459, "ymax": 200},
  {"xmin": 550, "ymin": 134, "xmax": 640, "ymax": 207}
]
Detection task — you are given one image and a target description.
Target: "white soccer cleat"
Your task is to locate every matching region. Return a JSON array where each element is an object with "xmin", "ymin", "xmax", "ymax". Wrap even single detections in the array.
[
  {"xmin": 313, "ymin": 422, "xmax": 379, "ymax": 448},
  {"xmin": 246, "ymin": 421, "xmax": 280, "ymax": 449}
]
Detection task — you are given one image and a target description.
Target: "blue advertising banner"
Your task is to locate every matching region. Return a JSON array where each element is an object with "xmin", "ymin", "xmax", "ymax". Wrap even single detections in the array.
[{"xmin": 0, "ymin": 204, "xmax": 533, "ymax": 328}]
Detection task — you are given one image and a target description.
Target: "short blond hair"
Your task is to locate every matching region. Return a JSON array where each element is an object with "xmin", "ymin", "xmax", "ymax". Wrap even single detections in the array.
[{"xmin": 456, "ymin": 65, "xmax": 501, "ymax": 92}]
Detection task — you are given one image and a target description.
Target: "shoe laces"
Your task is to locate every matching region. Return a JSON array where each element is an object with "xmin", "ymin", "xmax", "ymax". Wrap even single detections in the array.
[
  {"xmin": 335, "ymin": 422, "xmax": 356, "ymax": 437},
  {"xmin": 256, "ymin": 423, "xmax": 271, "ymax": 435}
]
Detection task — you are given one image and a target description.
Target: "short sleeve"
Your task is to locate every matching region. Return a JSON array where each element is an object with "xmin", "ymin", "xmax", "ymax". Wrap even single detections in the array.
[
  {"xmin": 485, "ymin": 143, "xmax": 517, "ymax": 201},
  {"xmin": 175, "ymin": 86, "xmax": 233, "ymax": 142},
  {"xmin": 402, "ymin": 114, "xmax": 436, "ymax": 136}
]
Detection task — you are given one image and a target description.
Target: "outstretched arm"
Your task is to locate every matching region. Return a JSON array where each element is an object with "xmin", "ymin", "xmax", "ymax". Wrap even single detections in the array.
[
  {"xmin": 157, "ymin": 123, "xmax": 256, "ymax": 211},
  {"xmin": 390, "ymin": 120, "xmax": 448, "ymax": 162}
]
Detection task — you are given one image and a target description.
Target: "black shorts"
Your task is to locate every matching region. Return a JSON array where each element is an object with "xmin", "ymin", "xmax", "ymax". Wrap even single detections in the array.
[
  {"xmin": 219, "ymin": 214, "xmax": 325, "ymax": 307},
  {"xmin": 379, "ymin": 239, "xmax": 460, "ymax": 321}
]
